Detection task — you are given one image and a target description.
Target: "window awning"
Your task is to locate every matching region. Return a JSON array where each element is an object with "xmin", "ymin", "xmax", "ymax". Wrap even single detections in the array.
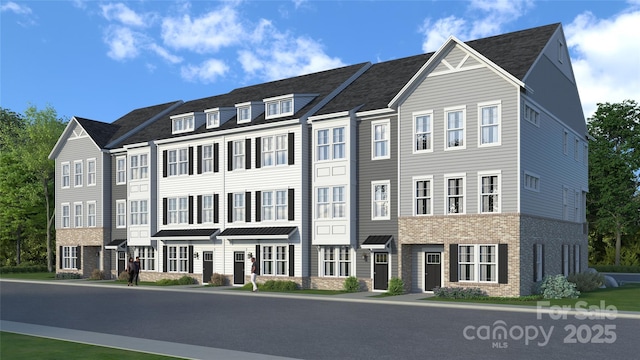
[
  {"xmin": 361, "ymin": 235, "xmax": 393, "ymax": 250},
  {"xmin": 151, "ymin": 229, "xmax": 220, "ymax": 241},
  {"xmin": 105, "ymin": 239, "xmax": 127, "ymax": 250},
  {"xmin": 218, "ymin": 226, "xmax": 297, "ymax": 240}
]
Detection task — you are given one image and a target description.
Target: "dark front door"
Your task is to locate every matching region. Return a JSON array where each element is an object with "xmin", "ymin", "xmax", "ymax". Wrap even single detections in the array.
[
  {"xmin": 373, "ymin": 252, "xmax": 389, "ymax": 290},
  {"xmin": 118, "ymin": 251, "xmax": 126, "ymax": 274},
  {"xmin": 203, "ymin": 251, "xmax": 213, "ymax": 283},
  {"xmin": 233, "ymin": 252, "xmax": 245, "ymax": 285},
  {"xmin": 425, "ymin": 252, "xmax": 442, "ymax": 291}
]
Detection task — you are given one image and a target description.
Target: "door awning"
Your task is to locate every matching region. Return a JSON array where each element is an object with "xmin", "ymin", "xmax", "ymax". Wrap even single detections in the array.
[
  {"xmin": 361, "ymin": 235, "xmax": 393, "ymax": 250},
  {"xmin": 218, "ymin": 226, "xmax": 297, "ymax": 240},
  {"xmin": 105, "ymin": 239, "xmax": 126, "ymax": 250},
  {"xmin": 151, "ymin": 228, "xmax": 220, "ymax": 241}
]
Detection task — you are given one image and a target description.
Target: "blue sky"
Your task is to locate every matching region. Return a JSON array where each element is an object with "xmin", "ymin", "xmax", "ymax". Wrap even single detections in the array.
[{"xmin": 1, "ymin": 0, "xmax": 639, "ymax": 123}]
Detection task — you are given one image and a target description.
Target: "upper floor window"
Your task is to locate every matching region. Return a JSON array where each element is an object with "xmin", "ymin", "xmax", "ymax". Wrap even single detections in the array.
[
  {"xmin": 74, "ymin": 160, "xmax": 83, "ymax": 187},
  {"xmin": 262, "ymin": 190, "xmax": 288, "ymax": 221},
  {"xmin": 87, "ymin": 159, "xmax": 96, "ymax": 186},
  {"xmin": 233, "ymin": 193, "xmax": 245, "ymax": 222},
  {"xmin": 262, "ymin": 135, "xmax": 288, "ymax": 167},
  {"xmin": 372, "ymin": 181, "xmax": 390, "ymax": 220},
  {"xmin": 480, "ymin": 173, "xmax": 500, "ymax": 213},
  {"xmin": 238, "ymin": 106, "xmax": 250, "ymax": 123},
  {"xmin": 316, "ymin": 186, "xmax": 345, "ymax": 219},
  {"xmin": 415, "ymin": 177, "xmax": 432, "ymax": 215},
  {"xmin": 116, "ymin": 200, "xmax": 126, "ymax": 228},
  {"xmin": 202, "ymin": 195, "xmax": 214, "ymax": 223},
  {"xmin": 168, "ymin": 197, "xmax": 189, "ymax": 224},
  {"xmin": 202, "ymin": 145, "xmax": 213, "ymax": 173},
  {"xmin": 87, "ymin": 202, "xmax": 96, "ymax": 227},
  {"xmin": 524, "ymin": 171, "xmax": 540, "ymax": 192},
  {"xmin": 414, "ymin": 111, "xmax": 432, "ymax": 152},
  {"xmin": 445, "ymin": 107, "xmax": 465, "ymax": 149},
  {"xmin": 316, "ymin": 127, "xmax": 346, "ymax": 161},
  {"xmin": 61, "ymin": 203, "xmax": 70, "ymax": 228},
  {"xmin": 524, "ymin": 104, "xmax": 539, "ymax": 126},
  {"xmin": 116, "ymin": 156, "xmax": 126, "ymax": 185},
  {"xmin": 574, "ymin": 138, "xmax": 580, "ymax": 161},
  {"xmin": 61, "ymin": 163, "xmax": 70, "ymax": 188},
  {"xmin": 130, "ymin": 200, "xmax": 148, "ymax": 225},
  {"xmin": 172, "ymin": 115, "xmax": 194, "ymax": 134},
  {"xmin": 232, "ymin": 140, "xmax": 245, "ymax": 170},
  {"xmin": 479, "ymin": 102, "xmax": 500, "ymax": 146},
  {"xmin": 446, "ymin": 174, "xmax": 465, "ymax": 214},
  {"xmin": 130, "ymin": 154, "xmax": 148, "ymax": 180},
  {"xmin": 168, "ymin": 149, "xmax": 188, "ymax": 176},
  {"xmin": 74, "ymin": 202, "xmax": 83, "ymax": 227},
  {"xmin": 207, "ymin": 111, "xmax": 219, "ymax": 128},
  {"xmin": 372, "ymin": 120, "xmax": 390, "ymax": 159},
  {"xmin": 266, "ymin": 98, "xmax": 293, "ymax": 118}
]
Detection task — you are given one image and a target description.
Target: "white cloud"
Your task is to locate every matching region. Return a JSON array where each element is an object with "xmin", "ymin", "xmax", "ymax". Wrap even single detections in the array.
[
  {"xmin": 566, "ymin": 8, "xmax": 640, "ymax": 119},
  {"xmin": 1, "ymin": 1, "xmax": 32, "ymax": 14},
  {"xmin": 101, "ymin": 3, "xmax": 147, "ymax": 27},
  {"xmin": 181, "ymin": 59, "xmax": 230, "ymax": 83},
  {"xmin": 148, "ymin": 43, "xmax": 183, "ymax": 64},
  {"xmin": 103, "ymin": 26, "xmax": 141, "ymax": 60}
]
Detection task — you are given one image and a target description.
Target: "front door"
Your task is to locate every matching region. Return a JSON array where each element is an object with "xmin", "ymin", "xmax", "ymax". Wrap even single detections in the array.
[
  {"xmin": 117, "ymin": 251, "xmax": 126, "ymax": 274},
  {"xmin": 202, "ymin": 251, "xmax": 213, "ymax": 283},
  {"xmin": 424, "ymin": 252, "xmax": 442, "ymax": 291},
  {"xmin": 233, "ymin": 252, "xmax": 245, "ymax": 285},
  {"xmin": 373, "ymin": 252, "xmax": 389, "ymax": 290}
]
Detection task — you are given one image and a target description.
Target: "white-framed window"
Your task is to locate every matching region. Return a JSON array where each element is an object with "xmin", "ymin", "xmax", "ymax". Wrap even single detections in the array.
[
  {"xmin": 321, "ymin": 246, "xmax": 351, "ymax": 277},
  {"xmin": 87, "ymin": 202, "xmax": 96, "ymax": 227},
  {"xmin": 168, "ymin": 149, "xmax": 188, "ymax": 176},
  {"xmin": 168, "ymin": 246, "xmax": 189, "ymax": 272},
  {"xmin": 137, "ymin": 247, "xmax": 155, "ymax": 271},
  {"xmin": 262, "ymin": 246, "xmax": 273, "ymax": 275},
  {"xmin": 262, "ymin": 134, "xmax": 288, "ymax": 167},
  {"xmin": 445, "ymin": 106, "xmax": 466, "ymax": 150},
  {"xmin": 168, "ymin": 197, "xmax": 189, "ymax": 224},
  {"xmin": 535, "ymin": 243, "xmax": 543, "ymax": 282},
  {"xmin": 233, "ymin": 193, "xmax": 245, "ymax": 222},
  {"xmin": 172, "ymin": 115, "xmax": 194, "ymax": 134},
  {"xmin": 62, "ymin": 246, "xmax": 78, "ymax": 269},
  {"xmin": 276, "ymin": 246, "xmax": 287, "ymax": 275},
  {"xmin": 207, "ymin": 111, "xmax": 219, "ymax": 128},
  {"xmin": 414, "ymin": 111, "xmax": 433, "ymax": 152},
  {"xmin": 332, "ymin": 187, "xmax": 345, "ymax": 218},
  {"xmin": 202, "ymin": 145, "xmax": 213, "ymax": 173},
  {"xmin": 333, "ymin": 128, "xmax": 345, "ymax": 159},
  {"xmin": 61, "ymin": 163, "xmax": 70, "ymax": 188},
  {"xmin": 87, "ymin": 159, "xmax": 96, "ymax": 186},
  {"xmin": 524, "ymin": 104, "xmax": 539, "ymax": 126},
  {"xmin": 562, "ymin": 244, "xmax": 570, "ymax": 277},
  {"xmin": 61, "ymin": 203, "xmax": 70, "ymax": 228},
  {"xmin": 74, "ymin": 160, "xmax": 83, "ymax": 187},
  {"xmin": 266, "ymin": 98, "xmax": 293, "ymax": 118},
  {"xmin": 563, "ymin": 130, "xmax": 569, "ymax": 155},
  {"xmin": 479, "ymin": 101, "xmax": 500, "ymax": 146},
  {"xmin": 315, "ymin": 186, "xmax": 346, "ymax": 219},
  {"xmin": 116, "ymin": 200, "xmax": 126, "ymax": 228},
  {"xmin": 202, "ymin": 195, "xmax": 214, "ymax": 223},
  {"xmin": 372, "ymin": 120, "xmax": 390, "ymax": 159},
  {"xmin": 563, "ymin": 187, "xmax": 569, "ymax": 221},
  {"xmin": 445, "ymin": 174, "xmax": 465, "ymax": 214},
  {"xmin": 459, "ymin": 244, "xmax": 497, "ymax": 283},
  {"xmin": 261, "ymin": 190, "xmax": 287, "ymax": 221},
  {"xmin": 130, "ymin": 154, "xmax": 148, "ymax": 180},
  {"xmin": 479, "ymin": 172, "xmax": 500, "ymax": 213},
  {"xmin": 317, "ymin": 188, "xmax": 329, "ymax": 219},
  {"xmin": 74, "ymin": 202, "xmax": 83, "ymax": 228},
  {"xmin": 233, "ymin": 140, "xmax": 245, "ymax": 170},
  {"xmin": 524, "ymin": 171, "xmax": 540, "ymax": 192},
  {"xmin": 130, "ymin": 200, "xmax": 148, "ymax": 226},
  {"xmin": 116, "ymin": 156, "xmax": 126, "ymax": 185},
  {"xmin": 574, "ymin": 138, "xmax": 580, "ymax": 161},
  {"xmin": 372, "ymin": 180, "xmax": 390, "ymax": 220},
  {"xmin": 238, "ymin": 106, "xmax": 250, "ymax": 123},
  {"xmin": 317, "ymin": 129, "xmax": 329, "ymax": 161},
  {"xmin": 262, "ymin": 246, "xmax": 288, "ymax": 276},
  {"xmin": 316, "ymin": 127, "xmax": 346, "ymax": 161},
  {"xmin": 414, "ymin": 177, "xmax": 432, "ymax": 216}
]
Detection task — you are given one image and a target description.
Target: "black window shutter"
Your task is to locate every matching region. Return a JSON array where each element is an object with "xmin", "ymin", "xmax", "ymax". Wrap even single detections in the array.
[
  {"xmin": 59, "ymin": 246, "xmax": 63, "ymax": 269},
  {"xmin": 255, "ymin": 245, "xmax": 261, "ymax": 275},
  {"xmin": 255, "ymin": 191, "xmax": 261, "ymax": 222},
  {"xmin": 188, "ymin": 246, "xmax": 194, "ymax": 273},
  {"xmin": 197, "ymin": 145, "xmax": 202, "ymax": 174},
  {"xmin": 449, "ymin": 244, "xmax": 458, "ymax": 282},
  {"xmin": 214, "ymin": 194, "xmax": 219, "ymax": 223},
  {"xmin": 288, "ymin": 188, "xmax": 295, "ymax": 220},
  {"xmin": 533, "ymin": 244, "xmax": 538, "ymax": 281},
  {"xmin": 188, "ymin": 196, "xmax": 194, "ymax": 224},
  {"xmin": 188, "ymin": 147, "xmax": 194, "ymax": 175},
  {"xmin": 213, "ymin": 143, "xmax": 219, "ymax": 173},
  {"xmin": 197, "ymin": 195, "xmax": 202, "ymax": 224},
  {"xmin": 163, "ymin": 150, "xmax": 168, "ymax": 177},
  {"xmin": 245, "ymin": 192, "xmax": 251, "ymax": 222},
  {"xmin": 77, "ymin": 246, "xmax": 82, "ymax": 270},
  {"xmin": 255, "ymin": 137, "xmax": 261, "ymax": 168},
  {"xmin": 541, "ymin": 244, "xmax": 545, "ymax": 278},
  {"xmin": 289, "ymin": 244, "xmax": 295, "ymax": 277},
  {"xmin": 227, "ymin": 141, "xmax": 233, "ymax": 171},
  {"xmin": 245, "ymin": 138, "xmax": 252, "ymax": 169},
  {"xmin": 163, "ymin": 198, "xmax": 168, "ymax": 225},
  {"xmin": 227, "ymin": 193, "xmax": 233, "ymax": 223},
  {"xmin": 163, "ymin": 246, "xmax": 168, "ymax": 272},
  {"xmin": 288, "ymin": 133, "xmax": 295, "ymax": 165},
  {"xmin": 498, "ymin": 244, "xmax": 508, "ymax": 284}
]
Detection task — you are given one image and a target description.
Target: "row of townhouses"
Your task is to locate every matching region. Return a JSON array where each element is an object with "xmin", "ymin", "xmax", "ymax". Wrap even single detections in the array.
[{"xmin": 49, "ymin": 23, "xmax": 588, "ymax": 297}]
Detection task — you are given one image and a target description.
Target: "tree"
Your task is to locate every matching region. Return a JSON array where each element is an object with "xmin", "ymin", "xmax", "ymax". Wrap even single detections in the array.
[{"xmin": 587, "ymin": 100, "xmax": 640, "ymax": 265}]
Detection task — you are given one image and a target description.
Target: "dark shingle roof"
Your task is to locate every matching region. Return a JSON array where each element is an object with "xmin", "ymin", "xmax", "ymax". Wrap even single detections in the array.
[
  {"xmin": 218, "ymin": 226, "xmax": 297, "ymax": 237},
  {"xmin": 362, "ymin": 235, "xmax": 393, "ymax": 245},
  {"xmin": 151, "ymin": 229, "xmax": 219, "ymax": 238},
  {"xmin": 74, "ymin": 117, "xmax": 120, "ymax": 148}
]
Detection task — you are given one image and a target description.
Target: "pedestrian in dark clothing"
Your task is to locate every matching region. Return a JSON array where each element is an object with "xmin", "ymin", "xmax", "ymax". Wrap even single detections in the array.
[
  {"xmin": 133, "ymin": 256, "xmax": 141, "ymax": 286},
  {"xmin": 126, "ymin": 257, "xmax": 135, "ymax": 286}
]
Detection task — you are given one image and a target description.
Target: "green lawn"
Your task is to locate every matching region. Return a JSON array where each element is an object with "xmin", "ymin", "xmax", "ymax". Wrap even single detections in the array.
[
  {"xmin": 0, "ymin": 272, "xmax": 55, "ymax": 280},
  {"xmin": 0, "ymin": 332, "xmax": 182, "ymax": 360}
]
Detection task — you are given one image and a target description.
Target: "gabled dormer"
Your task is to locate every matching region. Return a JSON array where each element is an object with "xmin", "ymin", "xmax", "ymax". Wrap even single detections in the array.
[
  {"xmin": 204, "ymin": 107, "xmax": 236, "ymax": 129},
  {"xmin": 170, "ymin": 112, "xmax": 205, "ymax": 134},
  {"xmin": 235, "ymin": 101, "xmax": 264, "ymax": 124},
  {"xmin": 263, "ymin": 94, "xmax": 317, "ymax": 120}
]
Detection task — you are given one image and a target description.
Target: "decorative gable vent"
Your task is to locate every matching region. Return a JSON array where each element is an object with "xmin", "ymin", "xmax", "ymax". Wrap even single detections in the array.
[
  {"xmin": 204, "ymin": 107, "xmax": 236, "ymax": 129},
  {"xmin": 171, "ymin": 112, "xmax": 205, "ymax": 134},
  {"xmin": 235, "ymin": 101, "xmax": 264, "ymax": 124}
]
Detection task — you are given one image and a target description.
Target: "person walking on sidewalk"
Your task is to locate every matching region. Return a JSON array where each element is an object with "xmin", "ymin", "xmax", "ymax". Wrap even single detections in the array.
[
  {"xmin": 133, "ymin": 256, "xmax": 141, "ymax": 286},
  {"xmin": 126, "ymin": 257, "xmax": 135, "ymax": 286},
  {"xmin": 250, "ymin": 257, "xmax": 258, "ymax": 292}
]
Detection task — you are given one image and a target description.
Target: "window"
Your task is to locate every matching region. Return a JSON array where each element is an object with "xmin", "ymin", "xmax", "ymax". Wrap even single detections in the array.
[
  {"xmin": 87, "ymin": 159, "xmax": 96, "ymax": 186},
  {"xmin": 238, "ymin": 106, "xmax": 250, "ymax": 122},
  {"xmin": 574, "ymin": 245, "xmax": 581, "ymax": 273},
  {"xmin": 207, "ymin": 111, "xmax": 219, "ymax": 128},
  {"xmin": 266, "ymin": 99, "xmax": 293, "ymax": 118},
  {"xmin": 168, "ymin": 149, "xmax": 188, "ymax": 176},
  {"xmin": 61, "ymin": 204, "xmax": 70, "ymax": 228},
  {"xmin": 74, "ymin": 161, "xmax": 83, "ymax": 187},
  {"xmin": 446, "ymin": 175, "xmax": 465, "ymax": 214},
  {"xmin": 333, "ymin": 128, "xmax": 345, "ymax": 159},
  {"xmin": 233, "ymin": 193, "xmax": 245, "ymax": 222},
  {"xmin": 316, "ymin": 186, "xmax": 346, "ymax": 219},
  {"xmin": 574, "ymin": 138, "xmax": 579, "ymax": 161},
  {"xmin": 172, "ymin": 115, "xmax": 194, "ymax": 134},
  {"xmin": 130, "ymin": 200, "xmax": 148, "ymax": 225},
  {"xmin": 317, "ymin": 129, "xmax": 329, "ymax": 161},
  {"xmin": 339, "ymin": 247, "xmax": 350, "ymax": 277},
  {"xmin": 202, "ymin": 145, "xmax": 213, "ymax": 173},
  {"xmin": 168, "ymin": 246, "xmax": 189, "ymax": 272},
  {"xmin": 316, "ymin": 127, "xmax": 346, "ymax": 161},
  {"xmin": 445, "ymin": 107, "xmax": 465, "ymax": 149},
  {"xmin": 116, "ymin": 200, "xmax": 126, "ymax": 228},
  {"xmin": 74, "ymin": 202, "xmax": 83, "ymax": 228},
  {"xmin": 332, "ymin": 187, "xmax": 345, "ymax": 218},
  {"xmin": 414, "ymin": 112, "xmax": 432, "ymax": 152},
  {"xmin": 524, "ymin": 172, "xmax": 540, "ymax": 192},
  {"xmin": 534, "ymin": 244, "xmax": 543, "ymax": 282},
  {"xmin": 202, "ymin": 195, "xmax": 214, "ymax": 223},
  {"xmin": 479, "ymin": 102, "xmax": 500, "ymax": 146},
  {"xmin": 262, "ymin": 135, "xmax": 288, "ymax": 166},
  {"xmin": 261, "ymin": 190, "xmax": 287, "ymax": 221},
  {"xmin": 61, "ymin": 163, "xmax": 70, "ymax": 188},
  {"xmin": 116, "ymin": 156, "xmax": 126, "ymax": 184},
  {"xmin": 459, "ymin": 244, "xmax": 497, "ymax": 283},
  {"xmin": 233, "ymin": 140, "xmax": 245, "ymax": 170},
  {"xmin": 260, "ymin": 246, "xmax": 287, "ymax": 276},
  {"xmin": 372, "ymin": 181, "xmax": 390, "ymax": 220},
  {"xmin": 480, "ymin": 173, "xmax": 500, "ymax": 213},
  {"xmin": 130, "ymin": 154, "xmax": 148, "ymax": 180},
  {"xmin": 563, "ymin": 130, "xmax": 568, "ymax": 155},
  {"xmin": 168, "ymin": 197, "xmax": 189, "ymax": 224},
  {"xmin": 62, "ymin": 246, "xmax": 78, "ymax": 269},
  {"xmin": 317, "ymin": 188, "xmax": 329, "ymax": 219},
  {"xmin": 137, "ymin": 247, "xmax": 155, "ymax": 271},
  {"xmin": 524, "ymin": 104, "xmax": 539, "ymax": 126},
  {"xmin": 87, "ymin": 202, "xmax": 96, "ymax": 227},
  {"xmin": 415, "ymin": 178, "xmax": 432, "ymax": 215},
  {"xmin": 321, "ymin": 247, "xmax": 351, "ymax": 277},
  {"xmin": 262, "ymin": 246, "xmax": 273, "ymax": 275},
  {"xmin": 372, "ymin": 120, "xmax": 390, "ymax": 159},
  {"xmin": 276, "ymin": 246, "xmax": 287, "ymax": 275}
]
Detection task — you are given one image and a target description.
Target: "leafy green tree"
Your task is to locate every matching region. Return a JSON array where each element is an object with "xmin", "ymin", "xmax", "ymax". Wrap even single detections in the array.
[{"xmin": 587, "ymin": 100, "xmax": 640, "ymax": 266}]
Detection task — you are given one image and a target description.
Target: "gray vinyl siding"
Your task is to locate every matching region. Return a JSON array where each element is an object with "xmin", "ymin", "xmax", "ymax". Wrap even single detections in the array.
[
  {"xmin": 357, "ymin": 115, "xmax": 398, "ymax": 279},
  {"xmin": 111, "ymin": 152, "xmax": 127, "ymax": 240},
  {"xmin": 398, "ymin": 64, "xmax": 520, "ymax": 217}
]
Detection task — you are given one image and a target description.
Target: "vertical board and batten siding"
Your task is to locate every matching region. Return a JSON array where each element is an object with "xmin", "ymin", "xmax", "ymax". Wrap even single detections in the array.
[
  {"xmin": 357, "ymin": 114, "xmax": 399, "ymax": 279},
  {"xmin": 111, "ymin": 152, "xmax": 128, "ymax": 240},
  {"xmin": 398, "ymin": 62, "xmax": 520, "ymax": 217}
]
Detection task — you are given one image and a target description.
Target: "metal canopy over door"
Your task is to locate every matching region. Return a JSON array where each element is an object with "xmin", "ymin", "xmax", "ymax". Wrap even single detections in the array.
[
  {"xmin": 373, "ymin": 252, "xmax": 389, "ymax": 290},
  {"xmin": 233, "ymin": 252, "xmax": 245, "ymax": 285},
  {"xmin": 424, "ymin": 252, "xmax": 442, "ymax": 291},
  {"xmin": 203, "ymin": 251, "xmax": 213, "ymax": 283}
]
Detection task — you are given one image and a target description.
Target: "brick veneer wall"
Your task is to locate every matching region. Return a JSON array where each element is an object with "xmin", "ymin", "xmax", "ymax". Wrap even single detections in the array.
[{"xmin": 56, "ymin": 228, "xmax": 107, "ymax": 278}]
